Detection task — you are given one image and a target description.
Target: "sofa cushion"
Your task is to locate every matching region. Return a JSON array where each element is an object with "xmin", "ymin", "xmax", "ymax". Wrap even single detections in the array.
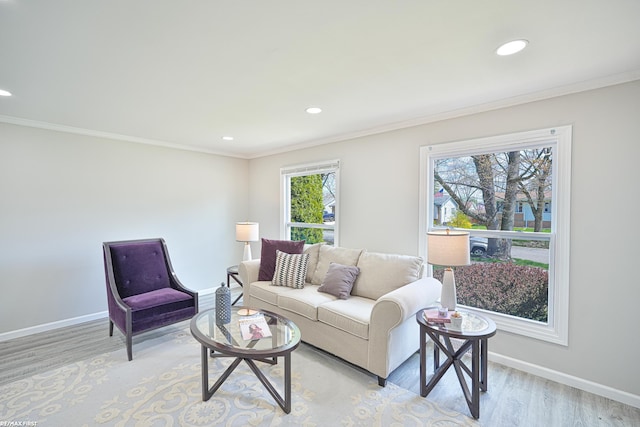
[
  {"xmin": 249, "ymin": 281, "xmax": 295, "ymax": 306},
  {"xmin": 317, "ymin": 262, "xmax": 360, "ymax": 299},
  {"xmin": 317, "ymin": 297, "xmax": 374, "ymax": 340},
  {"xmin": 303, "ymin": 242, "xmax": 325, "ymax": 283},
  {"xmin": 278, "ymin": 285, "xmax": 337, "ymax": 320},
  {"xmin": 271, "ymin": 250, "xmax": 309, "ymax": 289},
  {"xmin": 352, "ymin": 252, "xmax": 424, "ymax": 300},
  {"xmin": 311, "ymin": 245, "xmax": 363, "ymax": 285},
  {"xmin": 258, "ymin": 238, "xmax": 305, "ymax": 281}
]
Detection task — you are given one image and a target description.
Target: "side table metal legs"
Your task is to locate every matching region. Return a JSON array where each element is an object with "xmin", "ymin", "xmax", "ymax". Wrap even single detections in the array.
[
  {"xmin": 419, "ymin": 325, "xmax": 489, "ymax": 419},
  {"xmin": 226, "ymin": 268, "xmax": 243, "ymax": 306}
]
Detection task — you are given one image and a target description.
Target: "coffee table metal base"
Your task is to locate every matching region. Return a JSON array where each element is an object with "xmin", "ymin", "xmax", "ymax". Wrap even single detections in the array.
[{"xmin": 200, "ymin": 345, "xmax": 292, "ymax": 413}]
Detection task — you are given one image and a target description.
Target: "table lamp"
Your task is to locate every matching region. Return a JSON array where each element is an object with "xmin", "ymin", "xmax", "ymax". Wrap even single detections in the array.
[
  {"xmin": 427, "ymin": 229, "xmax": 470, "ymax": 311},
  {"xmin": 236, "ymin": 222, "xmax": 259, "ymax": 261}
]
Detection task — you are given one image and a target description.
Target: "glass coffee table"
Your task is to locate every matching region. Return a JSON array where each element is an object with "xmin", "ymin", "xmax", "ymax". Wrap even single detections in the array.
[
  {"xmin": 416, "ymin": 308, "xmax": 496, "ymax": 419},
  {"xmin": 190, "ymin": 306, "xmax": 301, "ymax": 413}
]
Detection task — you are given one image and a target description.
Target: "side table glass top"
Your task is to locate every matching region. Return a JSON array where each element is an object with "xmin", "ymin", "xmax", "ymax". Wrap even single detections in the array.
[
  {"xmin": 419, "ymin": 309, "xmax": 496, "ymax": 337},
  {"xmin": 191, "ymin": 306, "xmax": 300, "ymax": 354}
]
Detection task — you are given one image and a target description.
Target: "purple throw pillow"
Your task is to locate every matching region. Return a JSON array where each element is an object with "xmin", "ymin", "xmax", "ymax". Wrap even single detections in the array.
[{"xmin": 257, "ymin": 238, "xmax": 305, "ymax": 281}]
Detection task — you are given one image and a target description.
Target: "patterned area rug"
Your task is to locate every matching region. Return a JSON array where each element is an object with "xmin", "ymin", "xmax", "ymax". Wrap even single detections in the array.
[{"xmin": 0, "ymin": 324, "xmax": 477, "ymax": 426}]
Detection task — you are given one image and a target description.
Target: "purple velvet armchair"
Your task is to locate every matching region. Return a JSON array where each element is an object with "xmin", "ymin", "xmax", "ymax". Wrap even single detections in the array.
[{"xmin": 103, "ymin": 238, "xmax": 198, "ymax": 360}]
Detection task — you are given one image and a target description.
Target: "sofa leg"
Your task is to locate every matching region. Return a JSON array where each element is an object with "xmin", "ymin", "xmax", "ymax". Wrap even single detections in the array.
[
  {"xmin": 378, "ymin": 376, "xmax": 387, "ymax": 387},
  {"xmin": 109, "ymin": 320, "xmax": 114, "ymax": 337}
]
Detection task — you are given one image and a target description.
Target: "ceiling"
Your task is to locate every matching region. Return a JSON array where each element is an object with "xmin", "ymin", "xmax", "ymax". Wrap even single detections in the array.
[{"xmin": 1, "ymin": 1, "xmax": 640, "ymax": 159}]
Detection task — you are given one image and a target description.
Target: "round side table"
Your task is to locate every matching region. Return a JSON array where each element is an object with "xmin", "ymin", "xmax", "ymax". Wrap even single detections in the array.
[{"xmin": 416, "ymin": 308, "xmax": 496, "ymax": 419}]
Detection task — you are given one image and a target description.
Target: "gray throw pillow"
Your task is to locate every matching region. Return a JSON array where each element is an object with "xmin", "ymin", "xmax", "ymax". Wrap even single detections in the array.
[{"xmin": 317, "ymin": 262, "xmax": 360, "ymax": 299}]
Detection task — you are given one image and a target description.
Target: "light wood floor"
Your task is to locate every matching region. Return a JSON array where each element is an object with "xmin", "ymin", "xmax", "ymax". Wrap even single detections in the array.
[
  {"xmin": 2, "ymin": 290, "xmax": 638, "ymax": 426},
  {"xmin": 387, "ymin": 349, "xmax": 640, "ymax": 427}
]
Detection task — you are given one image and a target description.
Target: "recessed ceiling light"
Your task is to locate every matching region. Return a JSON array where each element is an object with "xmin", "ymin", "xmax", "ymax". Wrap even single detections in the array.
[
  {"xmin": 0, "ymin": 89, "xmax": 12, "ymax": 97},
  {"xmin": 222, "ymin": 136, "xmax": 234, "ymax": 141},
  {"xmin": 496, "ymin": 39, "xmax": 528, "ymax": 56},
  {"xmin": 305, "ymin": 107, "xmax": 322, "ymax": 114}
]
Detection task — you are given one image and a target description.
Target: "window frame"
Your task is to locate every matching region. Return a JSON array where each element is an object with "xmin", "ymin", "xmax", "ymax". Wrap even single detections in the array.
[
  {"xmin": 419, "ymin": 126, "xmax": 572, "ymax": 345},
  {"xmin": 280, "ymin": 159, "xmax": 340, "ymax": 246}
]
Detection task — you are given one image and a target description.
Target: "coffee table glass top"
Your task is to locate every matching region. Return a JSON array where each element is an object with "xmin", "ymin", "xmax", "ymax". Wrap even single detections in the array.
[{"xmin": 191, "ymin": 306, "xmax": 300, "ymax": 354}]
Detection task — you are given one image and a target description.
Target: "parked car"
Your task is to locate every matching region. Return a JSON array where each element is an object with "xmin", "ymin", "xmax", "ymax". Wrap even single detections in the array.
[
  {"xmin": 323, "ymin": 211, "xmax": 335, "ymax": 222},
  {"xmin": 470, "ymin": 237, "xmax": 488, "ymax": 256}
]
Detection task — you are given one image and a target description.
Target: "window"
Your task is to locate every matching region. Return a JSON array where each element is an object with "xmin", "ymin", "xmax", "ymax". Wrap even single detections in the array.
[
  {"xmin": 419, "ymin": 126, "xmax": 571, "ymax": 345},
  {"xmin": 281, "ymin": 160, "xmax": 339, "ymax": 246}
]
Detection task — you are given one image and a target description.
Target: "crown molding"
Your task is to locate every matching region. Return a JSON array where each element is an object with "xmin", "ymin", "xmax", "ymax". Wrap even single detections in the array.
[
  {"xmin": 247, "ymin": 70, "xmax": 640, "ymax": 158},
  {"xmin": 3, "ymin": 71, "xmax": 639, "ymax": 160},
  {"xmin": 0, "ymin": 115, "xmax": 250, "ymax": 159}
]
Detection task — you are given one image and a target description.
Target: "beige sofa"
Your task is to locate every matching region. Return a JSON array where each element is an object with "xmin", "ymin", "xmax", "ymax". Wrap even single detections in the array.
[{"xmin": 239, "ymin": 243, "xmax": 442, "ymax": 385}]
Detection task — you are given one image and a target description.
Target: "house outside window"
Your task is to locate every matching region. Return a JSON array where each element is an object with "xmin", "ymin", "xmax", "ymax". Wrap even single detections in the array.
[
  {"xmin": 281, "ymin": 160, "xmax": 339, "ymax": 246},
  {"xmin": 419, "ymin": 126, "xmax": 572, "ymax": 345}
]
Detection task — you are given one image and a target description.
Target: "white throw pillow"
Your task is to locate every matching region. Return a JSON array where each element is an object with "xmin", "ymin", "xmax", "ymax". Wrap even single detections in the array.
[
  {"xmin": 311, "ymin": 245, "xmax": 363, "ymax": 285},
  {"xmin": 352, "ymin": 251, "xmax": 424, "ymax": 300},
  {"xmin": 303, "ymin": 242, "xmax": 325, "ymax": 284}
]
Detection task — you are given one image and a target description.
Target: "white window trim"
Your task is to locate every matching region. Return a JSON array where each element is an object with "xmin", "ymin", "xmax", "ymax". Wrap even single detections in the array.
[
  {"xmin": 280, "ymin": 159, "xmax": 340, "ymax": 246},
  {"xmin": 419, "ymin": 126, "xmax": 572, "ymax": 345}
]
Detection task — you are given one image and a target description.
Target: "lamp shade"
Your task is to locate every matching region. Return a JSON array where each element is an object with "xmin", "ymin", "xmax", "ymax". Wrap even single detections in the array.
[
  {"xmin": 427, "ymin": 230, "xmax": 470, "ymax": 267},
  {"xmin": 236, "ymin": 222, "xmax": 259, "ymax": 242}
]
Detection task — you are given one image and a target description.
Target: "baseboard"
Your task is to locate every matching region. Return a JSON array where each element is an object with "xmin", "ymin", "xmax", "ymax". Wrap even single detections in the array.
[
  {"xmin": 199, "ymin": 287, "xmax": 215, "ymax": 296},
  {"xmin": 0, "ymin": 288, "xmax": 218, "ymax": 343},
  {"xmin": 489, "ymin": 351, "xmax": 640, "ymax": 409},
  {"xmin": 0, "ymin": 311, "xmax": 109, "ymax": 342}
]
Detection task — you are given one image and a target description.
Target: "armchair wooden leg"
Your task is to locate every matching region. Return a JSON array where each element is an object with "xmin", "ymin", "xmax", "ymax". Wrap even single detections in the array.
[
  {"xmin": 127, "ymin": 334, "xmax": 133, "ymax": 361},
  {"xmin": 378, "ymin": 376, "xmax": 387, "ymax": 387},
  {"xmin": 109, "ymin": 320, "xmax": 114, "ymax": 337}
]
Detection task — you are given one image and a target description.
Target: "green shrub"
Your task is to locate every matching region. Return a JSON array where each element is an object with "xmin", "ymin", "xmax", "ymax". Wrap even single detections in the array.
[
  {"xmin": 448, "ymin": 211, "xmax": 472, "ymax": 229},
  {"xmin": 291, "ymin": 227, "xmax": 323, "ymax": 244},
  {"xmin": 290, "ymin": 175, "xmax": 324, "ymax": 243}
]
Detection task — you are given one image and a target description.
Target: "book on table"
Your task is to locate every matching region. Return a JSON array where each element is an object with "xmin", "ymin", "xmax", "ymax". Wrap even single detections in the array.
[
  {"xmin": 423, "ymin": 309, "xmax": 452, "ymax": 324},
  {"xmin": 238, "ymin": 313, "xmax": 272, "ymax": 340}
]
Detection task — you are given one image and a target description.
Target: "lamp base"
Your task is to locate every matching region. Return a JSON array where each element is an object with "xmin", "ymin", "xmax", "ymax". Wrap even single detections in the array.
[
  {"xmin": 440, "ymin": 267, "xmax": 457, "ymax": 311},
  {"xmin": 242, "ymin": 243, "xmax": 252, "ymax": 262}
]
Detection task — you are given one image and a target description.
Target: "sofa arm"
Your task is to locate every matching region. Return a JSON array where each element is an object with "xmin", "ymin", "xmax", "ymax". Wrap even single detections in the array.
[
  {"xmin": 238, "ymin": 259, "xmax": 261, "ymax": 306},
  {"xmin": 238, "ymin": 259, "xmax": 261, "ymax": 287},
  {"xmin": 371, "ymin": 277, "xmax": 442, "ymax": 331},
  {"xmin": 368, "ymin": 277, "xmax": 442, "ymax": 379}
]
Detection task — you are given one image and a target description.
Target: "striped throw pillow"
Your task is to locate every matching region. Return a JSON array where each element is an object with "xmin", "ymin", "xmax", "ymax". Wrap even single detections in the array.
[{"xmin": 271, "ymin": 250, "xmax": 310, "ymax": 289}]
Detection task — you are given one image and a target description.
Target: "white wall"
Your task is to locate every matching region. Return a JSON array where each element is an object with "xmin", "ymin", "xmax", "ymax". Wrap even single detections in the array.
[
  {"xmin": 247, "ymin": 80, "xmax": 640, "ymax": 401},
  {"xmin": 0, "ymin": 123, "xmax": 249, "ymax": 336}
]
